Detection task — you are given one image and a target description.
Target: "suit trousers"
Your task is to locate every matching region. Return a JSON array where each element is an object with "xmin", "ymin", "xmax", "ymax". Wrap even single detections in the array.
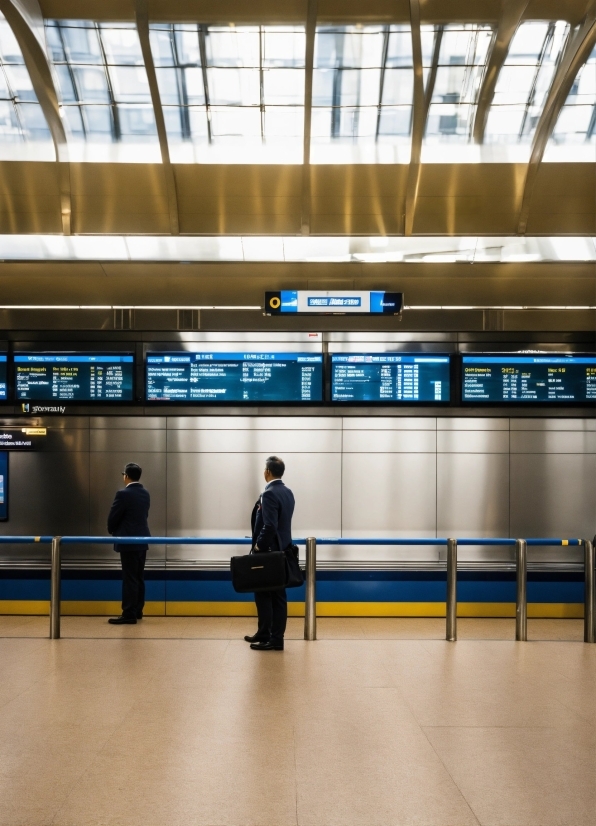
[
  {"xmin": 119, "ymin": 549, "xmax": 147, "ymax": 619},
  {"xmin": 254, "ymin": 587, "xmax": 287, "ymax": 643}
]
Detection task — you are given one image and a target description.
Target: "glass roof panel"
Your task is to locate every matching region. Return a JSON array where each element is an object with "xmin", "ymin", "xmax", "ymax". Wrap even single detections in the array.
[
  {"xmin": 149, "ymin": 23, "xmax": 305, "ymax": 163},
  {"xmin": 46, "ymin": 19, "xmax": 159, "ymax": 160},
  {"xmin": 0, "ymin": 12, "xmax": 53, "ymax": 157},
  {"xmin": 545, "ymin": 44, "xmax": 596, "ymax": 161},
  {"xmin": 311, "ymin": 25, "xmax": 413, "ymax": 163},
  {"xmin": 484, "ymin": 21, "xmax": 569, "ymax": 144}
]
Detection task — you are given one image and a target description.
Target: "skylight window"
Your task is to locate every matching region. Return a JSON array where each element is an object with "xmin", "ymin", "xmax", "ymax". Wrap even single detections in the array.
[
  {"xmin": 545, "ymin": 44, "xmax": 596, "ymax": 161},
  {"xmin": 45, "ymin": 20, "xmax": 160, "ymax": 162},
  {"xmin": 149, "ymin": 24, "xmax": 305, "ymax": 163},
  {"xmin": 311, "ymin": 25, "xmax": 413, "ymax": 163},
  {"xmin": 484, "ymin": 21, "xmax": 569, "ymax": 145},
  {"xmin": 0, "ymin": 12, "xmax": 53, "ymax": 159}
]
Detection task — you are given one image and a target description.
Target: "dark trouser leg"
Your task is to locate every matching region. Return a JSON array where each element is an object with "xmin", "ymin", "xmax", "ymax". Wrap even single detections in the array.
[
  {"xmin": 120, "ymin": 549, "xmax": 146, "ymax": 619},
  {"xmin": 254, "ymin": 590, "xmax": 273, "ymax": 639},
  {"xmin": 270, "ymin": 588, "xmax": 287, "ymax": 645}
]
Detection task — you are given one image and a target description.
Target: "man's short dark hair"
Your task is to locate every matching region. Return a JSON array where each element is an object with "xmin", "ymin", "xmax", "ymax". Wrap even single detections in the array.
[
  {"xmin": 265, "ymin": 456, "xmax": 285, "ymax": 478},
  {"xmin": 124, "ymin": 462, "xmax": 142, "ymax": 482}
]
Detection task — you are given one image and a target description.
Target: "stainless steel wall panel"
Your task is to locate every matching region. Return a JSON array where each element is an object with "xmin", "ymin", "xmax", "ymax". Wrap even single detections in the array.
[
  {"xmin": 437, "ymin": 454, "xmax": 510, "ymax": 540},
  {"xmin": 438, "ymin": 430, "xmax": 509, "ymax": 454},
  {"xmin": 167, "ymin": 429, "xmax": 341, "ymax": 454},
  {"xmin": 437, "ymin": 418, "xmax": 509, "ymax": 431},
  {"xmin": 89, "ymin": 452, "xmax": 167, "ymax": 562},
  {"xmin": 510, "ymin": 418, "xmax": 596, "ymax": 431},
  {"xmin": 38, "ymin": 428, "xmax": 89, "ymax": 452},
  {"xmin": 343, "ymin": 430, "xmax": 436, "ymax": 453},
  {"xmin": 510, "ymin": 453, "xmax": 596, "ymax": 541},
  {"xmin": 343, "ymin": 418, "xmax": 436, "ymax": 431},
  {"xmin": 90, "ymin": 429, "xmax": 167, "ymax": 453},
  {"xmin": 166, "ymin": 451, "xmax": 341, "ymax": 562},
  {"xmin": 91, "ymin": 417, "xmax": 166, "ymax": 430},
  {"xmin": 166, "ymin": 416, "xmax": 341, "ymax": 430},
  {"xmin": 341, "ymin": 453, "xmax": 437, "ymax": 562},
  {"xmin": 510, "ymin": 431, "xmax": 596, "ymax": 454}
]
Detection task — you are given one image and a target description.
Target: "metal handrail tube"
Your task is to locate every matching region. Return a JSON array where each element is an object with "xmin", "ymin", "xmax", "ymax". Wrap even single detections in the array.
[
  {"xmin": 0, "ymin": 536, "xmax": 53, "ymax": 543},
  {"xmin": 60, "ymin": 537, "xmax": 257, "ymax": 545},
  {"xmin": 315, "ymin": 538, "xmax": 448, "ymax": 545},
  {"xmin": 526, "ymin": 539, "xmax": 583, "ymax": 546},
  {"xmin": 304, "ymin": 537, "xmax": 316, "ymax": 641},
  {"xmin": 584, "ymin": 540, "xmax": 594, "ymax": 644},
  {"xmin": 446, "ymin": 538, "xmax": 457, "ymax": 641},
  {"xmin": 515, "ymin": 539, "xmax": 528, "ymax": 641}
]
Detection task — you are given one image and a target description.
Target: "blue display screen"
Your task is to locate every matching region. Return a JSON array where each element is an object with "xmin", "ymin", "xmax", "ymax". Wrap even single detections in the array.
[
  {"xmin": 0, "ymin": 452, "xmax": 7, "ymax": 520},
  {"xmin": 15, "ymin": 354, "xmax": 134, "ymax": 401},
  {"xmin": 332, "ymin": 354, "xmax": 451, "ymax": 402},
  {"xmin": 0, "ymin": 355, "xmax": 6, "ymax": 401},
  {"xmin": 146, "ymin": 352, "xmax": 324, "ymax": 402},
  {"xmin": 462, "ymin": 355, "xmax": 596, "ymax": 402}
]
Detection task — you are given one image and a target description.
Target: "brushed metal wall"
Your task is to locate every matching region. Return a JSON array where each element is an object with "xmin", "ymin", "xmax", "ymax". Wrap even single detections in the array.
[{"xmin": 0, "ymin": 415, "xmax": 594, "ymax": 567}]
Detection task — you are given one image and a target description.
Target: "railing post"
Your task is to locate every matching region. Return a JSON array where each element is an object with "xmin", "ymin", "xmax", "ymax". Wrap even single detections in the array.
[
  {"xmin": 584, "ymin": 539, "xmax": 594, "ymax": 644},
  {"xmin": 304, "ymin": 536, "xmax": 316, "ymax": 641},
  {"xmin": 446, "ymin": 538, "xmax": 457, "ymax": 641},
  {"xmin": 515, "ymin": 539, "xmax": 528, "ymax": 642},
  {"xmin": 50, "ymin": 536, "xmax": 61, "ymax": 640}
]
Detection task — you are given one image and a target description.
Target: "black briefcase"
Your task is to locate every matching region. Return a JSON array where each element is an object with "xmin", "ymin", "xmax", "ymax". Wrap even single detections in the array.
[{"xmin": 230, "ymin": 550, "xmax": 287, "ymax": 593}]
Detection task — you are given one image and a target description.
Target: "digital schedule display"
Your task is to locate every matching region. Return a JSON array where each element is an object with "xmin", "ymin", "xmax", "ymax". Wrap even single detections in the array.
[
  {"xmin": 146, "ymin": 352, "xmax": 324, "ymax": 403},
  {"xmin": 0, "ymin": 451, "xmax": 7, "ymax": 520},
  {"xmin": 15, "ymin": 354, "xmax": 134, "ymax": 401},
  {"xmin": 462, "ymin": 355, "xmax": 596, "ymax": 402},
  {"xmin": 0, "ymin": 355, "xmax": 6, "ymax": 401},
  {"xmin": 332, "ymin": 354, "xmax": 451, "ymax": 402}
]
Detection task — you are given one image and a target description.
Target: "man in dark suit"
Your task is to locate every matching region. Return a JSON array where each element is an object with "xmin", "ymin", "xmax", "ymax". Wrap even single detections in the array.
[
  {"xmin": 107, "ymin": 462, "xmax": 151, "ymax": 625},
  {"xmin": 245, "ymin": 455, "xmax": 295, "ymax": 651}
]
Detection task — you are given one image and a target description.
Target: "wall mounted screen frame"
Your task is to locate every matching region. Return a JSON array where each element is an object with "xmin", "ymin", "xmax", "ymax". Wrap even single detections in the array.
[
  {"xmin": 331, "ymin": 353, "xmax": 451, "ymax": 403},
  {"xmin": 14, "ymin": 353, "xmax": 135, "ymax": 402},
  {"xmin": 0, "ymin": 452, "xmax": 7, "ymax": 521},
  {"xmin": 462, "ymin": 354, "xmax": 596, "ymax": 403},
  {"xmin": 0, "ymin": 354, "xmax": 6, "ymax": 401},
  {"xmin": 146, "ymin": 351, "xmax": 325, "ymax": 403}
]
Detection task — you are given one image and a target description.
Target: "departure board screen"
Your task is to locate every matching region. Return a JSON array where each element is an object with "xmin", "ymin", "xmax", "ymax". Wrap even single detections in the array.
[
  {"xmin": 462, "ymin": 355, "xmax": 596, "ymax": 402},
  {"xmin": 146, "ymin": 352, "xmax": 324, "ymax": 402},
  {"xmin": 0, "ymin": 355, "xmax": 6, "ymax": 401},
  {"xmin": 332, "ymin": 354, "xmax": 451, "ymax": 402},
  {"xmin": 15, "ymin": 354, "xmax": 134, "ymax": 401},
  {"xmin": 0, "ymin": 451, "xmax": 7, "ymax": 520}
]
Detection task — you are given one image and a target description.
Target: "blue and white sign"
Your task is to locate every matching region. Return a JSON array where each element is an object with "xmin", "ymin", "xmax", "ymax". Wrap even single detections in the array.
[{"xmin": 265, "ymin": 291, "xmax": 402, "ymax": 315}]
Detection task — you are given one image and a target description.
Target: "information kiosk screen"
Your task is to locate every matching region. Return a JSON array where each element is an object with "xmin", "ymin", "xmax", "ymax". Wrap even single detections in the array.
[
  {"xmin": 462, "ymin": 355, "xmax": 596, "ymax": 402},
  {"xmin": 331, "ymin": 354, "xmax": 451, "ymax": 402},
  {"xmin": 146, "ymin": 352, "xmax": 324, "ymax": 403},
  {"xmin": 0, "ymin": 355, "xmax": 6, "ymax": 400},
  {"xmin": 15, "ymin": 354, "xmax": 134, "ymax": 401}
]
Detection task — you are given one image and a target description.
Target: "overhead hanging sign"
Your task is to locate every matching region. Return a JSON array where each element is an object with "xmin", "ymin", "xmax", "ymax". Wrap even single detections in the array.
[
  {"xmin": 0, "ymin": 428, "xmax": 47, "ymax": 450},
  {"xmin": 264, "ymin": 290, "xmax": 403, "ymax": 316}
]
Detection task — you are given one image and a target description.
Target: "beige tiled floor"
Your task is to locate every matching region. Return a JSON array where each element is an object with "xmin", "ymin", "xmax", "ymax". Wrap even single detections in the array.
[{"xmin": 0, "ymin": 616, "xmax": 594, "ymax": 826}]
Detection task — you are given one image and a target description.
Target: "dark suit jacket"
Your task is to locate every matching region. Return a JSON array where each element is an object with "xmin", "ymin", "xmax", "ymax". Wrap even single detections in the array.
[
  {"xmin": 251, "ymin": 479, "xmax": 295, "ymax": 552},
  {"xmin": 107, "ymin": 482, "xmax": 151, "ymax": 553}
]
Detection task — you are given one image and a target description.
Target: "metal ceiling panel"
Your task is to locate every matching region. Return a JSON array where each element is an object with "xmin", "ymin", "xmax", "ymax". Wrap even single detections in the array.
[{"xmin": 0, "ymin": 160, "xmax": 61, "ymax": 231}]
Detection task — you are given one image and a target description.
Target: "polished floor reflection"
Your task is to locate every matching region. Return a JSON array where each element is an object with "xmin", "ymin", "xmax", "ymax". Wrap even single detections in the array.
[{"xmin": 0, "ymin": 617, "xmax": 594, "ymax": 826}]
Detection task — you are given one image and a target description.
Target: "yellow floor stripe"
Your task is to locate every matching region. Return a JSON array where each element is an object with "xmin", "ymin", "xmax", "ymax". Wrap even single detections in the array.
[{"xmin": 0, "ymin": 600, "xmax": 586, "ymax": 618}]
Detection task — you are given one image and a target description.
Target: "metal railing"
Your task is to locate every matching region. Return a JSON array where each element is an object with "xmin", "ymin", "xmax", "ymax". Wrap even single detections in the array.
[{"xmin": 0, "ymin": 534, "xmax": 593, "ymax": 644}]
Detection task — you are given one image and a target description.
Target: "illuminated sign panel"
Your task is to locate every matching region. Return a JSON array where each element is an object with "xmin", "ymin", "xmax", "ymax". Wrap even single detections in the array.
[
  {"xmin": 332, "ymin": 354, "xmax": 451, "ymax": 402},
  {"xmin": 265, "ymin": 291, "xmax": 403, "ymax": 315},
  {"xmin": 15, "ymin": 354, "xmax": 134, "ymax": 401},
  {"xmin": 0, "ymin": 355, "xmax": 6, "ymax": 400}
]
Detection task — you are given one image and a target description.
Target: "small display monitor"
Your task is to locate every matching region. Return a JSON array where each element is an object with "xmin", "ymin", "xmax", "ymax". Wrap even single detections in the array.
[
  {"xmin": 146, "ymin": 352, "xmax": 324, "ymax": 403},
  {"xmin": 331, "ymin": 354, "xmax": 451, "ymax": 402},
  {"xmin": 0, "ymin": 355, "xmax": 6, "ymax": 401},
  {"xmin": 462, "ymin": 354, "xmax": 596, "ymax": 402},
  {"xmin": 15, "ymin": 354, "xmax": 134, "ymax": 401}
]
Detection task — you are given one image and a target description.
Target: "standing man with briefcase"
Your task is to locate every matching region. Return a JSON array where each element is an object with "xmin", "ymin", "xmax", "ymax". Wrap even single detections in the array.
[{"xmin": 245, "ymin": 456, "xmax": 295, "ymax": 651}]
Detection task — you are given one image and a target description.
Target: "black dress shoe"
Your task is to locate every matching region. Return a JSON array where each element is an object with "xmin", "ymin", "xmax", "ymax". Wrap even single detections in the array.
[
  {"xmin": 108, "ymin": 616, "xmax": 137, "ymax": 625},
  {"xmin": 250, "ymin": 640, "xmax": 283, "ymax": 651},
  {"xmin": 244, "ymin": 633, "xmax": 268, "ymax": 643},
  {"xmin": 136, "ymin": 614, "xmax": 143, "ymax": 620}
]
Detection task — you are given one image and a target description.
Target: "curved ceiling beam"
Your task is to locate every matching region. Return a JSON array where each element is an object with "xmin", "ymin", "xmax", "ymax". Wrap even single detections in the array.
[
  {"xmin": 473, "ymin": 0, "xmax": 530, "ymax": 144},
  {"xmin": 135, "ymin": 0, "xmax": 179, "ymax": 235},
  {"xmin": 0, "ymin": 0, "xmax": 71, "ymax": 233},
  {"xmin": 403, "ymin": 0, "xmax": 424, "ymax": 236},
  {"xmin": 301, "ymin": 0, "xmax": 318, "ymax": 235},
  {"xmin": 517, "ymin": 2, "xmax": 596, "ymax": 234}
]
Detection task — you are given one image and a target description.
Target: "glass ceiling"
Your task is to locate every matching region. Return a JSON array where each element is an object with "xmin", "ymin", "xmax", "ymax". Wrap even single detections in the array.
[
  {"xmin": 0, "ymin": 12, "xmax": 54, "ymax": 160},
  {"xmin": 149, "ymin": 24, "xmax": 305, "ymax": 163},
  {"xmin": 311, "ymin": 25, "xmax": 413, "ymax": 163},
  {"xmin": 0, "ymin": 16, "xmax": 590, "ymax": 163},
  {"xmin": 45, "ymin": 19, "xmax": 160, "ymax": 162}
]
